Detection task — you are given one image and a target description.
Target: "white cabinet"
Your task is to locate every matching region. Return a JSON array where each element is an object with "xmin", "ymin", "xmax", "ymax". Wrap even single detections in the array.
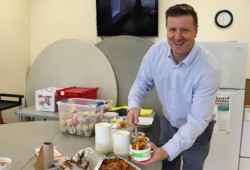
[
  {"xmin": 241, "ymin": 108, "xmax": 250, "ymax": 157},
  {"xmin": 239, "ymin": 108, "xmax": 250, "ymax": 170},
  {"xmin": 204, "ymin": 90, "xmax": 245, "ymax": 170},
  {"xmin": 239, "ymin": 158, "xmax": 250, "ymax": 170}
]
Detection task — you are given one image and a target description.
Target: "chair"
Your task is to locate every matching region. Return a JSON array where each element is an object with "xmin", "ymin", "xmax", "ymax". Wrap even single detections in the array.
[{"xmin": 0, "ymin": 93, "xmax": 24, "ymax": 124}]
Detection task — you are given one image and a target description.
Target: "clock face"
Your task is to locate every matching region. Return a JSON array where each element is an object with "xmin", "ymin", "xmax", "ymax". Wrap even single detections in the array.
[{"xmin": 215, "ymin": 10, "xmax": 233, "ymax": 28}]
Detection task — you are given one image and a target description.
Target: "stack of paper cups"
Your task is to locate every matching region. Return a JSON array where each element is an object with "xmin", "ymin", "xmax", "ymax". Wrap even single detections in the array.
[
  {"xmin": 95, "ymin": 122, "xmax": 112, "ymax": 153},
  {"xmin": 113, "ymin": 130, "xmax": 130, "ymax": 158}
]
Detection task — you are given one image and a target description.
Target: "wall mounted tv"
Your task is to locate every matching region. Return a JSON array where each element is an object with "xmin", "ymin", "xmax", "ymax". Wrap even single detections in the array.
[{"xmin": 96, "ymin": 0, "xmax": 158, "ymax": 37}]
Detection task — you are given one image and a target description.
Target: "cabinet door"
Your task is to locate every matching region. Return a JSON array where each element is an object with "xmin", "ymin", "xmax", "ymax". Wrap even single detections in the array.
[
  {"xmin": 239, "ymin": 158, "xmax": 250, "ymax": 170},
  {"xmin": 241, "ymin": 108, "xmax": 250, "ymax": 157},
  {"xmin": 204, "ymin": 90, "xmax": 244, "ymax": 170}
]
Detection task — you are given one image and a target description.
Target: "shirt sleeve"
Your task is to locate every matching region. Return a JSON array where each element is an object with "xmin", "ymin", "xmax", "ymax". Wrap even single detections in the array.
[{"xmin": 128, "ymin": 47, "xmax": 155, "ymax": 110}]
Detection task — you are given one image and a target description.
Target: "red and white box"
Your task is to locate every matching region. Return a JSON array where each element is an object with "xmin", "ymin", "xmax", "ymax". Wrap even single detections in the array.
[{"xmin": 35, "ymin": 87, "xmax": 61, "ymax": 112}]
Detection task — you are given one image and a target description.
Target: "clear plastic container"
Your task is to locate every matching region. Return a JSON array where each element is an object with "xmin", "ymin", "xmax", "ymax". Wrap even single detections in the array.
[{"xmin": 57, "ymin": 98, "xmax": 105, "ymax": 137}]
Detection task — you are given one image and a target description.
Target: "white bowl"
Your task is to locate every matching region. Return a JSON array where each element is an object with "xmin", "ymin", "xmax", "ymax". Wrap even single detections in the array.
[
  {"xmin": 0, "ymin": 157, "xmax": 11, "ymax": 170},
  {"xmin": 131, "ymin": 132, "xmax": 145, "ymax": 143},
  {"xmin": 103, "ymin": 112, "xmax": 118, "ymax": 119},
  {"xmin": 131, "ymin": 143, "xmax": 151, "ymax": 161}
]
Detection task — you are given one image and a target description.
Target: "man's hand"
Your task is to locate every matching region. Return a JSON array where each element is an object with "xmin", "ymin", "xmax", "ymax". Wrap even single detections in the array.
[
  {"xmin": 126, "ymin": 107, "xmax": 140, "ymax": 126},
  {"xmin": 131, "ymin": 142, "xmax": 169, "ymax": 165}
]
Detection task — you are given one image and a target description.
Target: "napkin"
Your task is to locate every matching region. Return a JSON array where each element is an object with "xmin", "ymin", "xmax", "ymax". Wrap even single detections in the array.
[
  {"xmin": 109, "ymin": 105, "xmax": 153, "ymax": 117},
  {"xmin": 109, "ymin": 105, "xmax": 128, "ymax": 111},
  {"xmin": 140, "ymin": 109, "xmax": 153, "ymax": 117}
]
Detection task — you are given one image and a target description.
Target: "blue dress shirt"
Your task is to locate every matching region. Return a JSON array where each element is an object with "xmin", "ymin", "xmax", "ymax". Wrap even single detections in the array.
[{"xmin": 128, "ymin": 41, "xmax": 221, "ymax": 160}]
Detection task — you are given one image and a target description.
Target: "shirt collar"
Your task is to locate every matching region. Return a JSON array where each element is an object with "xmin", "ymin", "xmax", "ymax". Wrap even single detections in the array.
[
  {"xmin": 183, "ymin": 43, "xmax": 198, "ymax": 65},
  {"xmin": 168, "ymin": 43, "xmax": 199, "ymax": 66}
]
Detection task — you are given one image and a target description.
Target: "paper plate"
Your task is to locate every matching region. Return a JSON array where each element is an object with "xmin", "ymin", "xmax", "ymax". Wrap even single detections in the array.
[{"xmin": 138, "ymin": 117, "xmax": 154, "ymax": 127}]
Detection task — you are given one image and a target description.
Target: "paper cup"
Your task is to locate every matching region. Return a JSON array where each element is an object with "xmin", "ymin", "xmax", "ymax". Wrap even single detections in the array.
[
  {"xmin": 0, "ymin": 157, "xmax": 11, "ymax": 170},
  {"xmin": 131, "ymin": 143, "xmax": 151, "ymax": 161},
  {"xmin": 113, "ymin": 130, "xmax": 130, "ymax": 158},
  {"xmin": 95, "ymin": 122, "xmax": 112, "ymax": 153}
]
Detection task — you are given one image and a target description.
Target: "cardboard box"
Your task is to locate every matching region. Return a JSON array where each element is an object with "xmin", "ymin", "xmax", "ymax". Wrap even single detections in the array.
[{"xmin": 35, "ymin": 87, "xmax": 61, "ymax": 112}]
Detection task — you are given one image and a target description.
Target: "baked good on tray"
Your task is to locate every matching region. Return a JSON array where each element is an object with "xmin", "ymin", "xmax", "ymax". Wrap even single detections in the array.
[{"xmin": 57, "ymin": 149, "xmax": 90, "ymax": 170}]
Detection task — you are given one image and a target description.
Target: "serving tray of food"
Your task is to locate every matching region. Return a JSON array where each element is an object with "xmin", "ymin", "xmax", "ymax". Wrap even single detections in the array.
[
  {"xmin": 95, "ymin": 157, "xmax": 140, "ymax": 170},
  {"xmin": 48, "ymin": 147, "xmax": 141, "ymax": 170}
]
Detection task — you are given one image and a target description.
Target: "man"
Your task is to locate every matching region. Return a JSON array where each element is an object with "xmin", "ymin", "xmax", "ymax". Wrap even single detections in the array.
[{"xmin": 127, "ymin": 4, "xmax": 220, "ymax": 170}]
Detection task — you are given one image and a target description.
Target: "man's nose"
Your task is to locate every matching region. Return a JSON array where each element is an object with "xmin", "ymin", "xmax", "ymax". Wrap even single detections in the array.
[{"xmin": 174, "ymin": 30, "xmax": 183, "ymax": 40}]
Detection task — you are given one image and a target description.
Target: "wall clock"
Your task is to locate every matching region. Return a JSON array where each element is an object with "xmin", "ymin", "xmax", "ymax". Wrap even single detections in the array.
[{"xmin": 215, "ymin": 10, "xmax": 233, "ymax": 28}]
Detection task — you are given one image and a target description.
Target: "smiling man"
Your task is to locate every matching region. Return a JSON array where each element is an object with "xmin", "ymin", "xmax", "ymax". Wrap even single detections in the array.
[{"xmin": 127, "ymin": 4, "xmax": 221, "ymax": 170}]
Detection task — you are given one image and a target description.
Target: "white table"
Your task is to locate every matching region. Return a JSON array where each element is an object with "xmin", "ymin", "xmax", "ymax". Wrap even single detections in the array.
[
  {"xmin": 15, "ymin": 106, "xmax": 59, "ymax": 122},
  {"xmin": 0, "ymin": 121, "xmax": 59, "ymax": 169},
  {"xmin": 0, "ymin": 121, "xmax": 161, "ymax": 170},
  {"xmin": 15, "ymin": 106, "xmax": 156, "ymax": 128}
]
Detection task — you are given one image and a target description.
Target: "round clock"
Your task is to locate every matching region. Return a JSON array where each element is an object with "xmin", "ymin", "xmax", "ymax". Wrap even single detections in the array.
[{"xmin": 215, "ymin": 10, "xmax": 233, "ymax": 28}]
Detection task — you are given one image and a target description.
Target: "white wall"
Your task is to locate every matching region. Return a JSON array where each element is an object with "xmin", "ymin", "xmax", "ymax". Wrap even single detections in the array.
[
  {"xmin": 30, "ymin": 0, "xmax": 98, "ymax": 64},
  {"xmin": 30, "ymin": 0, "xmax": 250, "ymax": 77},
  {"xmin": 1, "ymin": 0, "xmax": 250, "ymax": 122},
  {"xmin": 0, "ymin": 0, "xmax": 30, "ymax": 123}
]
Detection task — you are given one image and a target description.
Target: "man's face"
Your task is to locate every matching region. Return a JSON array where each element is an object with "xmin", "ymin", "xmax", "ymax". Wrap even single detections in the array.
[{"xmin": 166, "ymin": 15, "xmax": 198, "ymax": 61}]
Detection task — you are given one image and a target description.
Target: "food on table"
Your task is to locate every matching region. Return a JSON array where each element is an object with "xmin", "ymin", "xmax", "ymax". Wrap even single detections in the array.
[
  {"xmin": 59, "ymin": 109, "xmax": 101, "ymax": 137},
  {"xmin": 103, "ymin": 112, "xmax": 118, "ymax": 120},
  {"xmin": 110, "ymin": 119, "xmax": 130, "ymax": 130},
  {"xmin": 0, "ymin": 157, "xmax": 11, "ymax": 169},
  {"xmin": 0, "ymin": 161, "xmax": 8, "ymax": 166},
  {"xmin": 131, "ymin": 137, "xmax": 148, "ymax": 150},
  {"xmin": 131, "ymin": 132, "xmax": 146, "ymax": 143},
  {"xmin": 131, "ymin": 132, "xmax": 145, "ymax": 138},
  {"xmin": 58, "ymin": 98, "xmax": 105, "ymax": 137},
  {"xmin": 131, "ymin": 143, "xmax": 151, "ymax": 161},
  {"xmin": 99, "ymin": 158, "xmax": 136, "ymax": 170},
  {"xmin": 58, "ymin": 150, "xmax": 90, "ymax": 170},
  {"xmin": 59, "ymin": 159, "xmax": 89, "ymax": 170}
]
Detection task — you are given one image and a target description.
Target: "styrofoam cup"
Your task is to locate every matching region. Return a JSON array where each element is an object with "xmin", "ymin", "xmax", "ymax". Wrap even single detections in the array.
[{"xmin": 131, "ymin": 143, "xmax": 151, "ymax": 161}]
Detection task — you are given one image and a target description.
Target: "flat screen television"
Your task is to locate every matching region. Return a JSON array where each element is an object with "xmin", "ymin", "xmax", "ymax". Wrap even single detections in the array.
[{"xmin": 96, "ymin": 0, "xmax": 158, "ymax": 37}]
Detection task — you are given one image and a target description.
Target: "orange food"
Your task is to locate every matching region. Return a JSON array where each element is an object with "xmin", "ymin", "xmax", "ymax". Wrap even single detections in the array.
[
  {"xmin": 99, "ymin": 158, "xmax": 130, "ymax": 170},
  {"xmin": 0, "ymin": 161, "xmax": 8, "ymax": 166},
  {"xmin": 131, "ymin": 137, "xmax": 148, "ymax": 150}
]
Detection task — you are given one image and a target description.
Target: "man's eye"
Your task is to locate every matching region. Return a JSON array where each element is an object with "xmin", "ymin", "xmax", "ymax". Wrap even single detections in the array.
[
  {"xmin": 169, "ymin": 29, "xmax": 176, "ymax": 32},
  {"xmin": 182, "ymin": 29, "xmax": 189, "ymax": 33}
]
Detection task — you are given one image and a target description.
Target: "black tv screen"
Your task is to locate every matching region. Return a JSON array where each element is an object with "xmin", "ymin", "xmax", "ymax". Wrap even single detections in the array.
[{"xmin": 96, "ymin": 0, "xmax": 158, "ymax": 37}]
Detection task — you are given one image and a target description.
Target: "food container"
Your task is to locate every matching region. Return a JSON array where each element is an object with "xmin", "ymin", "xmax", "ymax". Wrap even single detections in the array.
[
  {"xmin": 95, "ymin": 157, "xmax": 141, "ymax": 170},
  {"xmin": 103, "ymin": 112, "xmax": 118, "ymax": 120},
  {"xmin": 131, "ymin": 143, "xmax": 151, "ymax": 161},
  {"xmin": 52, "ymin": 148, "xmax": 141, "ymax": 170},
  {"xmin": 131, "ymin": 132, "xmax": 145, "ymax": 143},
  {"xmin": 57, "ymin": 98, "xmax": 105, "ymax": 137},
  {"xmin": 56, "ymin": 86, "xmax": 99, "ymax": 102},
  {"xmin": 0, "ymin": 157, "xmax": 11, "ymax": 170},
  {"xmin": 110, "ymin": 117, "xmax": 131, "ymax": 130}
]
